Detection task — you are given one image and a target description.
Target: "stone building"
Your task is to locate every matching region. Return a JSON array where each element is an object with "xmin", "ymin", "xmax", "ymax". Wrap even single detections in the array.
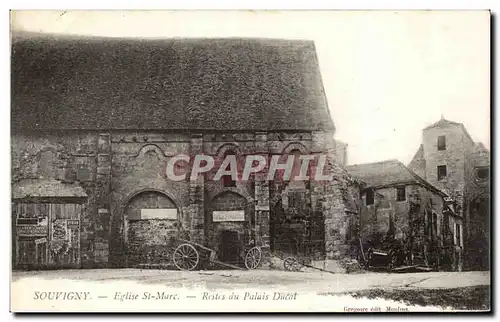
[
  {"xmin": 347, "ymin": 159, "xmax": 464, "ymax": 271},
  {"xmin": 333, "ymin": 140, "xmax": 348, "ymax": 166},
  {"xmin": 11, "ymin": 34, "xmax": 356, "ymax": 270},
  {"xmin": 408, "ymin": 117, "xmax": 490, "ymax": 270}
]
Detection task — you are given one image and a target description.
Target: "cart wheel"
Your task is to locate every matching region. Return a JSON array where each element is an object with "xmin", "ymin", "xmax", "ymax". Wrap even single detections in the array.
[
  {"xmin": 245, "ymin": 246, "xmax": 262, "ymax": 270},
  {"xmin": 173, "ymin": 243, "xmax": 199, "ymax": 271},
  {"xmin": 283, "ymin": 257, "xmax": 302, "ymax": 272}
]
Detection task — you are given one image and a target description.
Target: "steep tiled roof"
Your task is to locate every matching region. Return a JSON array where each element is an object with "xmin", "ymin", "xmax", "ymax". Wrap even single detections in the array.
[
  {"xmin": 407, "ymin": 144, "xmax": 426, "ymax": 178},
  {"xmin": 474, "ymin": 142, "xmax": 489, "ymax": 154},
  {"xmin": 408, "ymin": 144, "xmax": 424, "ymax": 167},
  {"xmin": 11, "ymin": 33, "xmax": 334, "ymax": 133},
  {"xmin": 346, "ymin": 159, "xmax": 446, "ymax": 196},
  {"xmin": 423, "ymin": 117, "xmax": 475, "ymax": 144}
]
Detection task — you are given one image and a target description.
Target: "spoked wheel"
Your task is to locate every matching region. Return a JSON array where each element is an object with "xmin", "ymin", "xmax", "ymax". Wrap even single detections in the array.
[
  {"xmin": 245, "ymin": 246, "xmax": 262, "ymax": 270},
  {"xmin": 283, "ymin": 257, "xmax": 303, "ymax": 272},
  {"xmin": 173, "ymin": 243, "xmax": 199, "ymax": 271}
]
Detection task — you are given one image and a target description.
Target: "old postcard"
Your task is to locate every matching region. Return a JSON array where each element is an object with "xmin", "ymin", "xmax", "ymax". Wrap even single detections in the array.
[{"xmin": 9, "ymin": 10, "xmax": 491, "ymax": 313}]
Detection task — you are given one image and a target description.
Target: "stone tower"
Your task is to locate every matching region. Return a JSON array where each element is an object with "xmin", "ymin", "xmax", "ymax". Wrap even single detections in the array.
[
  {"xmin": 408, "ymin": 116, "xmax": 490, "ymax": 270},
  {"xmin": 421, "ymin": 116, "xmax": 475, "ymax": 211}
]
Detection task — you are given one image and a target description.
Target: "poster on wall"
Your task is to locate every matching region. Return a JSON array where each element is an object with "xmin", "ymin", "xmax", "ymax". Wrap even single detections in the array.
[{"xmin": 52, "ymin": 220, "xmax": 68, "ymax": 241}]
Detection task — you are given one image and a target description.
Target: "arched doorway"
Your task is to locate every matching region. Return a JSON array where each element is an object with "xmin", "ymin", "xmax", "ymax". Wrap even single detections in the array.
[
  {"xmin": 124, "ymin": 190, "xmax": 180, "ymax": 267},
  {"xmin": 206, "ymin": 191, "xmax": 253, "ymax": 266}
]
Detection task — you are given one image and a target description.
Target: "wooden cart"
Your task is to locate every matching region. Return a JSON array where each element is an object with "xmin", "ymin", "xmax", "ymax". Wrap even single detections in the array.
[
  {"xmin": 357, "ymin": 238, "xmax": 434, "ymax": 273},
  {"xmin": 277, "ymin": 240, "xmax": 325, "ymax": 272},
  {"xmin": 171, "ymin": 238, "xmax": 262, "ymax": 271},
  {"xmin": 272, "ymin": 218, "xmax": 325, "ymax": 272}
]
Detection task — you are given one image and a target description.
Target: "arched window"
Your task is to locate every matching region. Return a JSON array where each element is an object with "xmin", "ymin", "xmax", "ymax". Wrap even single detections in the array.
[
  {"xmin": 290, "ymin": 149, "xmax": 302, "ymax": 181},
  {"xmin": 222, "ymin": 150, "xmax": 237, "ymax": 187}
]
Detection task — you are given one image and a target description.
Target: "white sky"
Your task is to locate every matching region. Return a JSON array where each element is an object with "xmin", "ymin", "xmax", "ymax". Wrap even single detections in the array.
[{"xmin": 10, "ymin": 10, "xmax": 491, "ymax": 165}]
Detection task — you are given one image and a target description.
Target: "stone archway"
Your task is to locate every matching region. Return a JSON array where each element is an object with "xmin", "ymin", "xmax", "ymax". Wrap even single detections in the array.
[
  {"xmin": 123, "ymin": 189, "xmax": 180, "ymax": 267},
  {"xmin": 206, "ymin": 191, "xmax": 253, "ymax": 266}
]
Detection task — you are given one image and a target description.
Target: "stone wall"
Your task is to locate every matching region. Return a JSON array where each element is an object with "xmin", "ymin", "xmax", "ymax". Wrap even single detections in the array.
[
  {"xmin": 464, "ymin": 146, "xmax": 490, "ymax": 270},
  {"xmin": 11, "ymin": 132, "xmax": 100, "ymax": 268},
  {"xmin": 421, "ymin": 124, "xmax": 489, "ymax": 271},
  {"xmin": 422, "ymin": 124, "xmax": 474, "ymax": 212},
  {"xmin": 12, "ymin": 129, "xmax": 350, "ymax": 269},
  {"xmin": 321, "ymin": 160, "xmax": 362, "ymax": 262},
  {"xmin": 108, "ymin": 132, "xmax": 191, "ymax": 267},
  {"xmin": 357, "ymin": 182, "xmax": 464, "ymax": 270}
]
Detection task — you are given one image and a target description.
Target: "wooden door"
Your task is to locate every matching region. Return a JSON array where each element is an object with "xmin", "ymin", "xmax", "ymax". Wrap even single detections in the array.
[{"xmin": 219, "ymin": 230, "xmax": 241, "ymax": 265}]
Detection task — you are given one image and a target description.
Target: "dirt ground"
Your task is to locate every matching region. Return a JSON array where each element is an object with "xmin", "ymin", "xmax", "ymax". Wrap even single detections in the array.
[
  {"xmin": 11, "ymin": 269, "xmax": 491, "ymax": 311},
  {"xmin": 12, "ymin": 268, "xmax": 489, "ymax": 290},
  {"xmin": 343, "ymin": 286, "xmax": 490, "ymax": 311}
]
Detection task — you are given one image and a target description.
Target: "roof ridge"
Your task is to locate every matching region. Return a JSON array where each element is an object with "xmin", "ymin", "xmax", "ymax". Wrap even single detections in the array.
[
  {"xmin": 346, "ymin": 158, "xmax": 400, "ymax": 167},
  {"xmin": 346, "ymin": 158, "xmax": 447, "ymax": 197},
  {"xmin": 400, "ymin": 163, "xmax": 447, "ymax": 196},
  {"xmin": 423, "ymin": 117, "xmax": 462, "ymax": 130}
]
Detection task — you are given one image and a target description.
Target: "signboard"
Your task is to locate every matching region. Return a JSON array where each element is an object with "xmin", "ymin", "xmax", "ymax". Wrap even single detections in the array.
[
  {"xmin": 213, "ymin": 210, "xmax": 245, "ymax": 222},
  {"xmin": 52, "ymin": 220, "xmax": 68, "ymax": 240},
  {"xmin": 35, "ymin": 237, "xmax": 47, "ymax": 245},
  {"xmin": 67, "ymin": 219, "xmax": 80, "ymax": 227},
  {"xmin": 17, "ymin": 225, "xmax": 47, "ymax": 237},
  {"xmin": 140, "ymin": 208, "xmax": 178, "ymax": 220}
]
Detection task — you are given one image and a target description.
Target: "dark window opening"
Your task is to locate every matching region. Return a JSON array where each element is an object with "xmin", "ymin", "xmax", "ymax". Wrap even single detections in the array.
[
  {"xmin": 456, "ymin": 223, "xmax": 461, "ymax": 246},
  {"xmin": 222, "ymin": 175, "xmax": 236, "ymax": 187},
  {"xmin": 426, "ymin": 211, "xmax": 432, "ymax": 237},
  {"xmin": 437, "ymin": 135, "xmax": 446, "ymax": 151},
  {"xmin": 222, "ymin": 150, "xmax": 237, "ymax": 187},
  {"xmin": 365, "ymin": 189, "xmax": 374, "ymax": 206},
  {"xmin": 432, "ymin": 213, "xmax": 438, "ymax": 238},
  {"xmin": 437, "ymin": 165, "xmax": 447, "ymax": 181},
  {"xmin": 476, "ymin": 167, "xmax": 489, "ymax": 181},
  {"xmin": 396, "ymin": 186, "xmax": 406, "ymax": 201},
  {"xmin": 290, "ymin": 150, "xmax": 300, "ymax": 181}
]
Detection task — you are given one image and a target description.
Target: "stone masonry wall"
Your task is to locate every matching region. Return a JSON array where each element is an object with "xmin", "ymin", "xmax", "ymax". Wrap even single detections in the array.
[
  {"xmin": 422, "ymin": 125, "xmax": 474, "ymax": 213},
  {"xmin": 12, "ymin": 129, "xmax": 349, "ymax": 268},
  {"xmin": 422, "ymin": 124, "xmax": 484, "ymax": 270},
  {"xmin": 11, "ymin": 132, "xmax": 99, "ymax": 268}
]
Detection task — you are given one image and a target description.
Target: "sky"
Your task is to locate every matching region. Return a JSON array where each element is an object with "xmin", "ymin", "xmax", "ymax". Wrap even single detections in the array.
[{"xmin": 10, "ymin": 10, "xmax": 491, "ymax": 165}]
